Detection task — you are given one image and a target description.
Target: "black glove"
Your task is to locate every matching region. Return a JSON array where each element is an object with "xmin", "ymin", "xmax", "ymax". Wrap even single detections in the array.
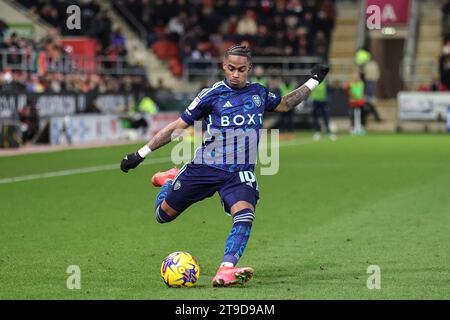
[
  {"xmin": 311, "ymin": 64, "xmax": 330, "ymax": 83},
  {"xmin": 120, "ymin": 152, "xmax": 144, "ymax": 173}
]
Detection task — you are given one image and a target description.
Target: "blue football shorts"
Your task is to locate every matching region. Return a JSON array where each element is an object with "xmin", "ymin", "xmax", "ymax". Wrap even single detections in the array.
[{"xmin": 163, "ymin": 163, "xmax": 259, "ymax": 215}]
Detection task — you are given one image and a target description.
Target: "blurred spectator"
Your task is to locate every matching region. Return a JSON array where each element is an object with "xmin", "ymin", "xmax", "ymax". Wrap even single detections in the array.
[
  {"xmin": 154, "ymin": 78, "xmax": 173, "ymax": 105},
  {"xmin": 363, "ymin": 57, "xmax": 380, "ymax": 101},
  {"xmin": 296, "ymin": 28, "xmax": 310, "ymax": 56},
  {"xmin": 442, "ymin": 0, "xmax": 450, "ymax": 41},
  {"xmin": 310, "ymin": 79, "xmax": 335, "ymax": 140},
  {"xmin": 19, "ymin": 98, "xmax": 39, "ymax": 143},
  {"xmin": 250, "ymin": 65, "xmax": 268, "ymax": 87},
  {"xmin": 279, "ymin": 77, "xmax": 296, "ymax": 97},
  {"xmin": 363, "ymin": 57, "xmax": 382, "ymax": 122},
  {"xmin": 129, "ymin": 42, "xmax": 146, "ymax": 67},
  {"xmin": 439, "ymin": 47, "xmax": 450, "ymax": 89},
  {"xmin": 138, "ymin": 95, "xmax": 159, "ymax": 115},
  {"xmin": 119, "ymin": 97, "xmax": 154, "ymax": 138},
  {"xmin": 314, "ymin": 31, "xmax": 329, "ymax": 60},
  {"xmin": 420, "ymin": 78, "xmax": 447, "ymax": 92},
  {"xmin": 1, "ymin": 69, "xmax": 14, "ymax": 91},
  {"xmin": 355, "ymin": 47, "xmax": 372, "ymax": 82},
  {"xmin": 111, "ymin": 0, "xmax": 336, "ymax": 74},
  {"xmin": 237, "ymin": 10, "xmax": 258, "ymax": 36},
  {"xmin": 15, "ymin": 0, "xmax": 111, "ymax": 51},
  {"xmin": 0, "ymin": 30, "xmax": 148, "ymax": 95},
  {"xmin": 11, "ymin": 71, "xmax": 27, "ymax": 91},
  {"xmin": 86, "ymin": 96, "xmax": 102, "ymax": 113},
  {"xmin": 0, "ymin": 19, "xmax": 7, "ymax": 42},
  {"xmin": 317, "ymin": 0, "xmax": 335, "ymax": 41},
  {"xmin": 167, "ymin": 13, "xmax": 186, "ymax": 36},
  {"xmin": 112, "ymin": 27, "xmax": 127, "ymax": 49},
  {"xmin": 26, "ymin": 74, "xmax": 45, "ymax": 93},
  {"xmin": 345, "ymin": 70, "xmax": 366, "ymax": 135},
  {"xmin": 92, "ymin": 9, "xmax": 113, "ymax": 52},
  {"xmin": 278, "ymin": 78, "xmax": 296, "ymax": 140}
]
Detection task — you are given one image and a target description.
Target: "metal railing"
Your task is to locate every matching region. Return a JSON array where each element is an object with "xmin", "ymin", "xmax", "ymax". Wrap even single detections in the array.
[
  {"xmin": 403, "ymin": 58, "xmax": 439, "ymax": 89},
  {"xmin": 356, "ymin": 0, "xmax": 368, "ymax": 51},
  {"xmin": 0, "ymin": 50, "xmax": 146, "ymax": 75},
  {"xmin": 328, "ymin": 58, "xmax": 358, "ymax": 83},
  {"xmin": 402, "ymin": 0, "xmax": 420, "ymax": 83},
  {"xmin": 182, "ymin": 56, "xmax": 324, "ymax": 82},
  {"xmin": 182, "ymin": 56, "xmax": 357, "ymax": 84}
]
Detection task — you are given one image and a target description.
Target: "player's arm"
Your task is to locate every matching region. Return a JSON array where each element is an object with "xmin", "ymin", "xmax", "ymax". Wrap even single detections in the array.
[
  {"xmin": 120, "ymin": 117, "xmax": 189, "ymax": 173},
  {"xmin": 274, "ymin": 64, "xmax": 330, "ymax": 112},
  {"xmin": 147, "ymin": 117, "xmax": 190, "ymax": 151}
]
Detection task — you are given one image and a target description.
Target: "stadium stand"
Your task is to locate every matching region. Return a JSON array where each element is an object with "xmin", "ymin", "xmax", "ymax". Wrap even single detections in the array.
[
  {"xmin": 111, "ymin": 0, "xmax": 337, "ymax": 77},
  {"xmin": 14, "ymin": 0, "xmax": 111, "ymax": 49},
  {"xmin": 0, "ymin": 28, "xmax": 150, "ymax": 94},
  {"xmin": 0, "ymin": 1, "xmax": 168, "ymax": 147},
  {"xmin": 0, "ymin": 0, "xmax": 151, "ymax": 95}
]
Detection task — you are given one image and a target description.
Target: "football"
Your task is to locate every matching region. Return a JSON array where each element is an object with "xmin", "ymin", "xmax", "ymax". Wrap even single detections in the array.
[{"xmin": 161, "ymin": 251, "xmax": 200, "ymax": 287}]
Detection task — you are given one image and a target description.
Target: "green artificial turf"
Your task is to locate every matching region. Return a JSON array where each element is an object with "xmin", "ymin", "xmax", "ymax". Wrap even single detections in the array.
[{"xmin": 0, "ymin": 133, "xmax": 449, "ymax": 299}]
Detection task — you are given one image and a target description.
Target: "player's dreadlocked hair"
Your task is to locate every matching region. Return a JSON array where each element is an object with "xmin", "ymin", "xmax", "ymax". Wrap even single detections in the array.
[{"xmin": 224, "ymin": 44, "xmax": 252, "ymax": 62}]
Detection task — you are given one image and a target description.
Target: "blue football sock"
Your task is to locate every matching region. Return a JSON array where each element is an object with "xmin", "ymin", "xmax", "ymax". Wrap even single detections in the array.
[
  {"xmin": 154, "ymin": 180, "xmax": 176, "ymax": 223},
  {"xmin": 155, "ymin": 180, "xmax": 172, "ymax": 209},
  {"xmin": 222, "ymin": 208, "xmax": 255, "ymax": 266}
]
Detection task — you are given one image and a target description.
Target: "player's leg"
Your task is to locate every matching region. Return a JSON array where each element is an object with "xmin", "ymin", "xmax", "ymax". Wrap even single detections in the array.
[
  {"xmin": 155, "ymin": 200, "xmax": 179, "ymax": 224},
  {"xmin": 350, "ymin": 107, "xmax": 356, "ymax": 134},
  {"xmin": 286, "ymin": 109, "xmax": 295, "ymax": 140},
  {"xmin": 312, "ymin": 103, "xmax": 322, "ymax": 140},
  {"xmin": 222, "ymin": 201, "xmax": 255, "ymax": 267},
  {"xmin": 321, "ymin": 103, "xmax": 330, "ymax": 134},
  {"xmin": 153, "ymin": 167, "xmax": 182, "ymax": 223},
  {"xmin": 211, "ymin": 200, "xmax": 255, "ymax": 287},
  {"xmin": 154, "ymin": 163, "xmax": 220, "ymax": 224},
  {"xmin": 360, "ymin": 106, "xmax": 367, "ymax": 132},
  {"xmin": 321, "ymin": 103, "xmax": 336, "ymax": 140},
  {"xmin": 212, "ymin": 175, "xmax": 259, "ymax": 287}
]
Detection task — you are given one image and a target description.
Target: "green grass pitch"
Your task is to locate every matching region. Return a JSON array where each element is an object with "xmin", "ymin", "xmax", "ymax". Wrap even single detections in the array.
[{"xmin": 0, "ymin": 133, "xmax": 449, "ymax": 299}]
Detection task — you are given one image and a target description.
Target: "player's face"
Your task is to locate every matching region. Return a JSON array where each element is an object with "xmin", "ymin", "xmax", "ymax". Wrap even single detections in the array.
[{"xmin": 223, "ymin": 55, "xmax": 251, "ymax": 89}]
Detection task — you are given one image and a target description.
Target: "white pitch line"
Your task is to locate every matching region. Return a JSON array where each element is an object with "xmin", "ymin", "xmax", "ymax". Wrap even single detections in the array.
[
  {"xmin": 0, "ymin": 156, "xmax": 172, "ymax": 185},
  {"xmin": 0, "ymin": 137, "xmax": 334, "ymax": 185}
]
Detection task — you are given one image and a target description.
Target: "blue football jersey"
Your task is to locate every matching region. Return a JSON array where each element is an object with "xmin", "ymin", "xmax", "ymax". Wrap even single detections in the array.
[{"xmin": 181, "ymin": 79, "xmax": 282, "ymax": 172}]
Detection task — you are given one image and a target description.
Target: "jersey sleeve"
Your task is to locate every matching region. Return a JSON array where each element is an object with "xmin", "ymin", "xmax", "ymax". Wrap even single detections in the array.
[
  {"xmin": 180, "ymin": 90, "xmax": 213, "ymax": 125},
  {"xmin": 264, "ymin": 88, "xmax": 282, "ymax": 112}
]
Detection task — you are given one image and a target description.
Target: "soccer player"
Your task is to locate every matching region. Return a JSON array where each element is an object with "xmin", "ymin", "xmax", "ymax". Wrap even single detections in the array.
[
  {"xmin": 310, "ymin": 79, "xmax": 336, "ymax": 141},
  {"xmin": 120, "ymin": 45, "xmax": 329, "ymax": 287}
]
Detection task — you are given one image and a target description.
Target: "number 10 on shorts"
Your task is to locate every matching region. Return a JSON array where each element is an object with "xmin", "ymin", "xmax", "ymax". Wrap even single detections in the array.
[{"xmin": 239, "ymin": 171, "xmax": 258, "ymax": 190}]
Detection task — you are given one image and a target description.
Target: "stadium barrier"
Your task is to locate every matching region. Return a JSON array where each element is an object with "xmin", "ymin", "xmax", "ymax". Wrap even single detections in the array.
[
  {"xmin": 0, "ymin": 91, "xmax": 181, "ymax": 147},
  {"xmin": 397, "ymin": 92, "xmax": 449, "ymax": 120},
  {"xmin": 146, "ymin": 112, "xmax": 180, "ymax": 139},
  {"xmin": 397, "ymin": 91, "xmax": 450, "ymax": 132},
  {"xmin": 0, "ymin": 50, "xmax": 146, "ymax": 75},
  {"xmin": 0, "ymin": 92, "xmax": 136, "ymax": 121},
  {"xmin": 448, "ymin": 107, "xmax": 450, "ymax": 132},
  {"xmin": 49, "ymin": 114, "xmax": 122, "ymax": 145},
  {"xmin": 49, "ymin": 112, "xmax": 180, "ymax": 146},
  {"xmin": 0, "ymin": 122, "xmax": 21, "ymax": 148}
]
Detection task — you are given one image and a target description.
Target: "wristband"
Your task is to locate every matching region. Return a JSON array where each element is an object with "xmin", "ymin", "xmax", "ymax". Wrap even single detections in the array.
[
  {"xmin": 304, "ymin": 78, "xmax": 319, "ymax": 91},
  {"xmin": 137, "ymin": 145, "xmax": 152, "ymax": 158}
]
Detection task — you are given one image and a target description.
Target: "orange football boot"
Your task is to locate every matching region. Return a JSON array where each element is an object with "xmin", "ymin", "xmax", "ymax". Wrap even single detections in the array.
[
  {"xmin": 211, "ymin": 266, "xmax": 254, "ymax": 287},
  {"xmin": 151, "ymin": 167, "xmax": 180, "ymax": 187}
]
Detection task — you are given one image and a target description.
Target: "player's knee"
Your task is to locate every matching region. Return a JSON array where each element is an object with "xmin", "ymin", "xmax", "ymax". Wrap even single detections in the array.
[
  {"xmin": 230, "ymin": 201, "xmax": 254, "ymax": 215},
  {"xmin": 232, "ymin": 208, "xmax": 255, "ymax": 226},
  {"xmin": 155, "ymin": 205, "xmax": 174, "ymax": 224},
  {"xmin": 155, "ymin": 202, "xmax": 178, "ymax": 224}
]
